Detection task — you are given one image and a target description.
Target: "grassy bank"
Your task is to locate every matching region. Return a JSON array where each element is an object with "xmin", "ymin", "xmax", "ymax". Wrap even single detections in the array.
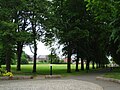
[{"xmin": 103, "ymin": 67, "xmax": 120, "ymax": 80}]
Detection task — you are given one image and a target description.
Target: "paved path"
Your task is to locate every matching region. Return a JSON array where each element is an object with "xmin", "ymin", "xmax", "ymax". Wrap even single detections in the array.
[
  {"xmin": 0, "ymin": 68, "xmax": 120, "ymax": 90},
  {"xmin": 65, "ymin": 70, "xmax": 120, "ymax": 90},
  {"xmin": 0, "ymin": 79, "xmax": 102, "ymax": 90}
]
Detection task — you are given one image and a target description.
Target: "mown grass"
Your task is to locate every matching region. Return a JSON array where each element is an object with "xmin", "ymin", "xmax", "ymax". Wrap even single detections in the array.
[
  {"xmin": 3, "ymin": 64, "xmax": 117, "ymax": 77},
  {"xmin": 103, "ymin": 67, "xmax": 120, "ymax": 80},
  {"xmin": 1, "ymin": 64, "xmax": 94, "ymax": 76},
  {"xmin": 104, "ymin": 73, "xmax": 120, "ymax": 79}
]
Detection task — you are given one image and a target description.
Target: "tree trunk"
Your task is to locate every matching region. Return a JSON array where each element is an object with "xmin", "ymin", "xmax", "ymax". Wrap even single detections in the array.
[
  {"xmin": 81, "ymin": 58, "xmax": 84, "ymax": 70},
  {"xmin": 6, "ymin": 58, "xmax": 11, "ymax": 72},
  {"xmin": 5, "ymin": 48, "xmax": 11, "ymax": 72},
  {"xmin": 32, "ymin": 20, "xmax": 37, "ymax": 73},
  {"xmin": 4, "ymin": 38, "xmax": 12, "ymax": 72},
  {"xmin": 16, "ymin": 17, "xmax": 26, "ymax": 71},
  {"xmin": 75, "ymin": 49, "xmax": 79, "ymax": 72},
  {"xmin": 99, "ymin": 61, "xmax": 101, "ymax": 68},
  {"xmin": 33, "ymin": 39, "xmax": 37, "ymax": 73},
  {"xmin": 96, "ymin": 63, "xmax": 99, "ymax": 68},
  {"xmin": 17, "ymin": 42, "xmax": 23, "ymax": 71},
  {"xmin": 67, "ymin": 44, "xmax": 71, "ymax": 73},
  {"xmin": 86, "ymin": 60, "xmax": 90, "ymax": 71},
  {"xmin": 102, "ymin": 64, "xmax": 105, "ymax": 68},
  {"xmin": 92, "ymin": 61, "xmax": 95, "ymax": 69},
  {"xmin": 105, "ymin": 64, "xmax": 108, "ymax": 68}
]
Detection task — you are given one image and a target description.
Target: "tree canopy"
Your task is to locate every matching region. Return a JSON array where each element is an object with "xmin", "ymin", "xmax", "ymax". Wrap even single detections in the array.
[{"xmin": 0, "ymin": 0, "xmax": 120, "ymax": 72}]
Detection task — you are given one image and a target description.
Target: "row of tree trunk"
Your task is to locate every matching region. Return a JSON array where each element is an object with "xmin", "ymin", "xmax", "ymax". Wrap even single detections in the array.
[{"xmin": 67, "ymin": 46, "xmax": 106, "ymax": 73}]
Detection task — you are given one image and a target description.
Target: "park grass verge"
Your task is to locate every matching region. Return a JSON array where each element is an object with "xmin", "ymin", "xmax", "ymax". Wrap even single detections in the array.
[
  {"xmin": 1, "ymin": 64, "xmax": 97, "ymax": 77},
  {"xmin": 103, "ymin": 73, "xmax": 120, "ymax": 80},
  {"xmin": 103, "ymin": 67, "xmax": 120, "ymax": 80}
]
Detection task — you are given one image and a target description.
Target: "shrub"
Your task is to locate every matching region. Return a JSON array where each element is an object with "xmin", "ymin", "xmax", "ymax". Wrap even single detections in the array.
[
  {"xmin": 0, "ymin": 68, "xmax": 13, "ymax": 77},
  {"xmin": 0, "ymin": 68, "xmax": 6, "ymax": 74},
  {"xmin": 2, "ymin": 72, "xmax": 13, "ymax": 77},
  {"xmin": 21, "ymin": 52, "xmax": 29, "ymax": 64}
]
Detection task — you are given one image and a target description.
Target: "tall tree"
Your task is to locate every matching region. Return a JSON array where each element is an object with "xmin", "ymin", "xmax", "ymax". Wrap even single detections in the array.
[
  {"xmin": 27, "ymin": 0, "xmax": 51, "ymax": 73},
  {"xmin": 86, "ymin": 0, "xmax": 114, "ymax": 67},
  {"xmin": 0, "ymin": 0, "xmax": 18, "ymax": 72},
  {"xmin": 0, "ymin": 22, "xmax": 16, "ymax": 72},
  {"xmin": 50, "ymin": 0, "xmax": 89, "ymax": 72},
  {"xmin": 109, "ymin": 1, "xmax": 120, "ymax": 65}
]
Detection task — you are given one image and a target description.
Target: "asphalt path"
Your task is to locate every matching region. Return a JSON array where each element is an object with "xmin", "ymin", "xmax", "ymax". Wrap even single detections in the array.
[
  {"xmin": 0, "ymin": 68, "xmax": 120, "ymax": 90},
  {"xmin": 0, "ymin": 79, "xmax": 103, "ymax": 90},
  {"xmin": 65, "ymin": 69, "xmax": 120, "ymax": 90}
]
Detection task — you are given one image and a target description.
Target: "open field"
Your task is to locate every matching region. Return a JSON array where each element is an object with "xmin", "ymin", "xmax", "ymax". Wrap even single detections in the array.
[
  {"xmin": 1, "ymin": 64, "xmax": 120, "ymax": 80},
  {"xmin": 1, "ymin": 64, "xmax": 95, "ymax": 76}
]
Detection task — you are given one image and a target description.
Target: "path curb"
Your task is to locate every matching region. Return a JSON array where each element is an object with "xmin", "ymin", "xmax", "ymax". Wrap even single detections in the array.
[
  {"xmin": 0, "ymin": 75, "xmax": 62, "ymax": 80},
  {"xmin": 45, "ymin": 75, "xmax": 62, "ymax": 79},
  {"xmin": 0, "ymin": 76, "xmax": 33, "ymax": 80},
  {"xmin": 96, "ymin": 76, "xmax": 120, "ymax": 84}
]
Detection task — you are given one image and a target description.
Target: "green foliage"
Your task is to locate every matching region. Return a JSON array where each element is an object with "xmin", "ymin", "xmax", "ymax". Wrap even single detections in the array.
[
  {"xmin": 10, "ymin": 52, "xmax": 29, "ymax": 65},
  {"xmin": 59, "ymin": 60, "xmax": 67, "ymax": 64},
  {"xmin": 2, "ymin": 72, "xmax": 14, "ymax": 77},
  {"xmin": 0, "ymin": 68, "xmax": 6, "ymax": 74},
  {"xmin": 0, "ymin": 0, "xmax": 120, "ymax": 72},
  {"xmin": 21, "ymin": 52, "xmax": 29, "ymax": 64},
  {"xmin": 0, "ymin": 48, "xmax": 6, "ymax": 65},
  {"xmin": 48, "ymin": 54, "xmax": 60, "ymax": 64},
  {"xmin": 0, "ymin": 68, "xmax": 13, "ymax": 77},
  {"xmin": 0, "ymin": 0, "xmax": 51, "ymax": 72}
]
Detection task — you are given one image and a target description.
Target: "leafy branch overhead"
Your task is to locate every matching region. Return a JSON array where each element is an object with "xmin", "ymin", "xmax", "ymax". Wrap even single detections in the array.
[{"xmin": 0, "ymin": 0, "xmax": 120, "ymax": 72}]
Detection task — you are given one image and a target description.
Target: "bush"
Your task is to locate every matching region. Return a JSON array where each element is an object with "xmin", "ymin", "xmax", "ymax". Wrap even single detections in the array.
[
  {"xmin": 59, "ymin": 60, "xmax": 67, "ymax": 64},
  {"xmin": 21, "ymin": 59, "xmax": 29, "ymax": 64},
  {"xmin": 21, "ymin": 52, "xmax": 29, "ymax": 64},
  {"xmin": 48, "ymin": 54, "xmax": 60, "ymax": 64},
  {"xmin": 2, "ymin": 72, "xmax": 13, "ymax": 77},
  {"xmin": 0, "ymin": 68, "xmax": 5, "ymax": 74},
  {"xmin": 0, "ymin": 68, "xmax": 13, "ymax": 77}
]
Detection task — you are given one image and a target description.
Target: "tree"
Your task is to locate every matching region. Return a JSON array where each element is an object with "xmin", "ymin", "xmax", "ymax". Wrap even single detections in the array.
[
  {"xmin": 0, "ymin": 21, "xmax": 16, "ymax": 72},
  {"xmin": 50, "ymin": 0, "xmax": 89, "ymax": 72},
  {"xmin": 48, "ymin": 48, "xmax": 60, "ymax": 64},
  {"xmin": 86, "ymin": 0, "xmax": 114, "ymax": 68},
  {"xmin": 0, "ymin": 0, "xmax": 33, "ymax": 71},
  {"xmin": 109, "ymin": 1, "xmax": 120, "ymax": 65},
  {"xmin": 0, "ymin": 42, "xmax": 5, "ymax": 68},
  {"xmin": 25, "ymin": 0, "xmax": 51, "ymax": 73}
]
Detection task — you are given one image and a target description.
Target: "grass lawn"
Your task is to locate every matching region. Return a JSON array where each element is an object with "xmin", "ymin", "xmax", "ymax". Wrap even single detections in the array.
[
  {"xmin": 2, "ymin": 64, "xmax": 120, "ymax": 80},
  {"xmin": 104, "ymin": 73, "xmax": 120, "ymax": 79},
  {"xmin": 103, "ymin": 67, "xmax": 120, "ymax": 80},
  {"xmin": 1, "ymin": 64, "xmax": 94, "ymax": 76}
]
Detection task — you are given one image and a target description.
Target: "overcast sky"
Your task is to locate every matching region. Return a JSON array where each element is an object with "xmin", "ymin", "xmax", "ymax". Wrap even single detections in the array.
[
  {"xmin": 23, "ymin": 42, "xmax": 51, "ymax": 56},
  {"xmin": 23, "ymin": 41, "xmax": 63, "ymax": 58}
]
